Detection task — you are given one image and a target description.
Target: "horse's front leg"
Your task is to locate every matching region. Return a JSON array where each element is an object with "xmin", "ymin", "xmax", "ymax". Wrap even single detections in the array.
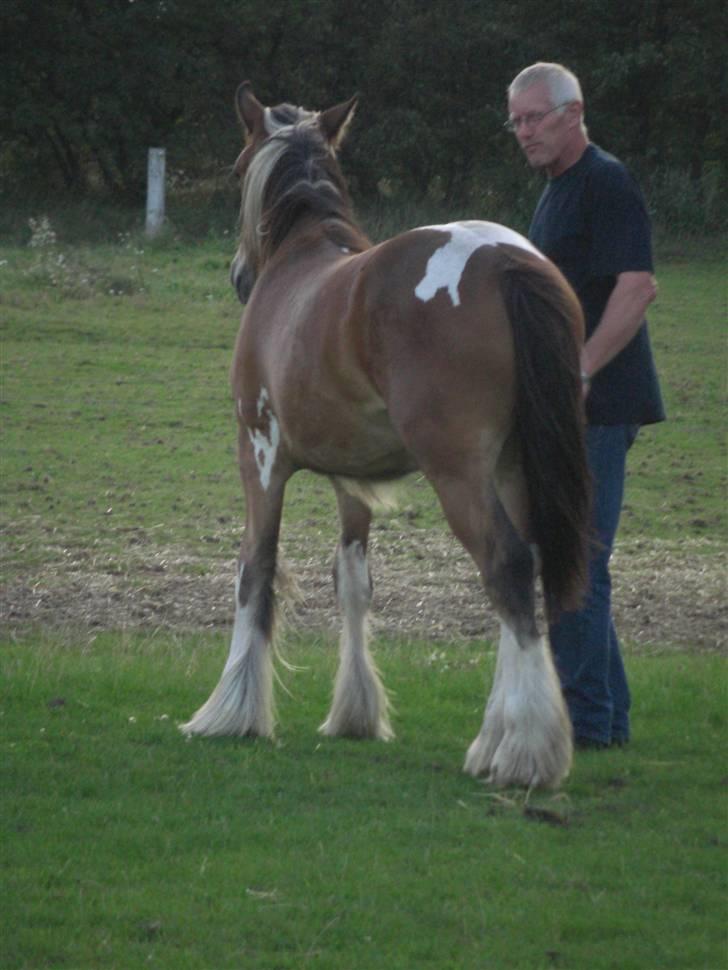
[
  {"xmin": 319, "ymin": 481, "xmax": 393, "ymax": 741},
  {"xmin": 180, "ymin": 434, "xmax": 288, "ymax": 739}
]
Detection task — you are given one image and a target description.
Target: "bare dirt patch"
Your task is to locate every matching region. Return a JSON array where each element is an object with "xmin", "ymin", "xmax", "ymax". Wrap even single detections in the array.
[{"xmin": 1, "ymin": 525, "xmax": 725, "ymax": 652}]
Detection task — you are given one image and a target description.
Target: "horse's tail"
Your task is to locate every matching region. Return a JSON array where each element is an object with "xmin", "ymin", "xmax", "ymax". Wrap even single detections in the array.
[{"xmin": 499, "ymin": 256, "xmax": 591, "ymax": 620}]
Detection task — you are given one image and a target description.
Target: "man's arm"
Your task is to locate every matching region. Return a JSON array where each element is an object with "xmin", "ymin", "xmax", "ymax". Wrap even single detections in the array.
[{"xmin": 581, "ymin": 270, "xmax": 657, "ymax": 384}]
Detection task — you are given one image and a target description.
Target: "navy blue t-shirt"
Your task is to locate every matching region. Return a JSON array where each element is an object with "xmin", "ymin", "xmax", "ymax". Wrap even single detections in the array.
[{"xmin": 529, "ymin": 144, "xmax": 665, "ymax": 426}]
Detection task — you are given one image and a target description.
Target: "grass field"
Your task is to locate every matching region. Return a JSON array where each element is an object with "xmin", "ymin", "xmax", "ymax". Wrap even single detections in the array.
[
  {"xmin": 0, "ymin": 225, "xmax": 724, "ymax": 643},
  {"xmin": 2, "ymin": 633, "xmax": 726, "ymax": 969},
  {"xmin": 1, "ymin": 221, "xmax": 726, "ymax": 967},
  {"xmin": 0, "ymin": 225, "xmax": 724, "ymax": 556}
]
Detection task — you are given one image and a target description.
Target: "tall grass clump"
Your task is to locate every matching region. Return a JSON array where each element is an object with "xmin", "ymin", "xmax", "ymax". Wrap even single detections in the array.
[
  {"xmin": 357, "ymin": 160, "xmax": 728, "ymax": 248},
  {"xmin": 22, "ymin": 215, "xmax": 149, "ymax": 298},
  {"xmin": 645, "ymin": 162, "xmax": 728, "ymax": 239}
]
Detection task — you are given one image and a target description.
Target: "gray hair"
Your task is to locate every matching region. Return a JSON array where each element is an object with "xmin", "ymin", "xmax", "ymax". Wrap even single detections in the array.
[{"xmin": 508, "ymin": 62, "xmax": 587, "ymax": 133}]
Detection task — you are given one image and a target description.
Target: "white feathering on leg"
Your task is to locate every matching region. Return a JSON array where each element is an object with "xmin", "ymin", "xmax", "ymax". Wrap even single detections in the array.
[
  {"xmin": 179, "ymin": 566, "xmax": 274, "ymax": 738},
  {"xmin": 320, "ymin": 541, "xmax": 393, "ymax": 740},
  {"xmin": 464, "ymin": 624, "xmax": 572, "ymax": 788}
]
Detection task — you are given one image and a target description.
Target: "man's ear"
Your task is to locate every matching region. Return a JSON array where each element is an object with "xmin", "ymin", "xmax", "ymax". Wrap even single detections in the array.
[{"xmin": 565, "ymin": 100, "xmax": 584, "ymax": 129}]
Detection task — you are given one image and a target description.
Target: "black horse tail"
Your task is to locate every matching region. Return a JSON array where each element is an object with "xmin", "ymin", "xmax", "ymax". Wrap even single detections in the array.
[{"xmin": 499, "ymin": 256, "xmax": 591, "ymax": 620}]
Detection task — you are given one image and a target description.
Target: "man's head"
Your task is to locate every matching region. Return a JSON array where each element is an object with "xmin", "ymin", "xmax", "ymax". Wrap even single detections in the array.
[{"xmin": 507, "ymin": 62, "xmax": 588, "ymax": 178}]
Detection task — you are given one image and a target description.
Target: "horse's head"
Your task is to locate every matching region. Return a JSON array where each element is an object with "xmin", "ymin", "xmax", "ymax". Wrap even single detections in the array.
[{"xmin": 230, "ymin": 83, "xmax": 358, "ymax": 304}]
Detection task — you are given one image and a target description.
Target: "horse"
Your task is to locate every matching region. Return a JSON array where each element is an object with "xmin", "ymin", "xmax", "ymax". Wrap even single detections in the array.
[{"xmin": 179, "ymin": 83, "xmax": 591, "ymax": 788}]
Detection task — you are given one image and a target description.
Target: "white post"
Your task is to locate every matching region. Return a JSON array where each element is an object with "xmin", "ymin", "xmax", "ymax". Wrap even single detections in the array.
[{"xmin": 145, "ymin": 148, "xmax": 166, "ymax": 237}]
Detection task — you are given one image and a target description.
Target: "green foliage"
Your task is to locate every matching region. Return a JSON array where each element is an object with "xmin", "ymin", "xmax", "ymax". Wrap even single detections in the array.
[
  {"xmin": 646, "ymin": 162, "xmax": 728, "ymax": 235},
  {"xmin": 1, "ymin": 0, "xmax": 725, "ymax": 235},
  {"xmin": 2, "ymin": 633, "xmax": 726, "ymax": 968}
]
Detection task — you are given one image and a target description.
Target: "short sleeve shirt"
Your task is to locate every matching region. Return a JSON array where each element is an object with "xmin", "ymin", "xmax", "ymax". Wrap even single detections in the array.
[{"xmin": 529, "ymin": 144, "xmax": 665, "ymax": 426}]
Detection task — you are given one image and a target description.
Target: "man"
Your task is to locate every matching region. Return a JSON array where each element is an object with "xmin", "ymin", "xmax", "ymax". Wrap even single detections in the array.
[{"xmin": 506, "ymin": 62, "xmax": 665, "ymax": 749}]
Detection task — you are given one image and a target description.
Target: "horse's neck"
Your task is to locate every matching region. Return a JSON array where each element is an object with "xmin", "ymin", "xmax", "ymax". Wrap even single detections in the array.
[{"xmin": 299, "ymin": 216, "xmax": 370, "ymax": 255}]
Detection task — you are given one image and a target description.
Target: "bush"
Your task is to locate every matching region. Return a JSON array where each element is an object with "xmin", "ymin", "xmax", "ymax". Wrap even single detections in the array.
[{"xmin": 644, "ymin": 163, "xmax": 728, "ymax": 238}]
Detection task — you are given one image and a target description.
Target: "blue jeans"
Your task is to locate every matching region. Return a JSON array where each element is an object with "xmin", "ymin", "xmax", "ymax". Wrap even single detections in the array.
[{"xmin": 549, "ymin": 424, "xmax": 639, "ymax": 746}]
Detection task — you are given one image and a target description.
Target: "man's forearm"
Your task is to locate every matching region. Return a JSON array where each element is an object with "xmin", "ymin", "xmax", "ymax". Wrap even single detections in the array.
[{"xmin": 581, "ymin": 271, "xmax": 657, "ymax": 380}]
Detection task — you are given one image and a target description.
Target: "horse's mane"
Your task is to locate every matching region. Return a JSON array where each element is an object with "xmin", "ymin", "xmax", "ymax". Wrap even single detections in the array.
[{"xmin": 241, "ymin": 110, "xmax": 367, "ymax": 271}]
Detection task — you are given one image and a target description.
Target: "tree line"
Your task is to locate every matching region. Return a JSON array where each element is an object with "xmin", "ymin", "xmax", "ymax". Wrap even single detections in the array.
[{"xmin": 1, "ymin": 0, "xmax": 725, "ymax": 232}]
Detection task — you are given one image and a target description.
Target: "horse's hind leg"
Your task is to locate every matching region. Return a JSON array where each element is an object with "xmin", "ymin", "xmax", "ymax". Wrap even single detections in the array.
[
  {"xmin": 319, "ymin": 481, "xmax": 393, "ymax": 740},
  {"xmin": 428, "ymin": 465, "xmax": 571, "ymax": 788},
  {"xmin": 180, "ymin": 449, "xmax": 287, "ymax": 739},
  {"xmin": 464, "ymin": 616, "xmax": 572, "ymax": 789}
]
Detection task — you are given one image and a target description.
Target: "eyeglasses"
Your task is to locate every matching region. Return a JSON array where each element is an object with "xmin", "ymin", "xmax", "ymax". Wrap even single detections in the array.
[{"xmin": 504, "ymin": 102, "xmax": 571, "ymax": 132}]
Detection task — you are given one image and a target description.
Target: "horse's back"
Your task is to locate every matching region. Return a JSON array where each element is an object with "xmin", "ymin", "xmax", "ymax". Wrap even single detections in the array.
[
  {"xmin": 232, "ymin": 218, "xmax": 576, "ymax": 480},
  {"xmin": 357, "ymin": 222, "xmax": 548, "ymax": 437},
  {"xmin": 360, "ymin": 220, "xmax": 554, "ymax": 363},
  {"xmin": 364, "ymin": 220, "xmax": 545, "ymax": 304}
]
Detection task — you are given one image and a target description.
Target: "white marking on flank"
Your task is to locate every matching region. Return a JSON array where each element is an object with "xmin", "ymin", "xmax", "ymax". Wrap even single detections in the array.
[
  {"xmin": 247, "ymin": 387, "xmax": 280, "ymax": 491},
  {"xmin": 414, "ymin": 221, "xmax": 545, "ymax": 307}
]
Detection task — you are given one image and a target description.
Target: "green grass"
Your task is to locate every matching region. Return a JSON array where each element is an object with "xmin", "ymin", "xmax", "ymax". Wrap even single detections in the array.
[
  {"xmin": 1, "ymin": 235, "xmax": 240, "ymax": 568},
  {"xmin": 2, "ymin": 632, "xmax": 726, "ymax": 970},
  {"xmin": 621, "ymin": 259, "xmax": 727, "ymax": 543},
  {"xmin": 0, "ymin": 228, "xmax": 725, "ymax": 581},
  {"xmin": 1, "ymin": 221, "xmax": 726, "ymax": 966}
]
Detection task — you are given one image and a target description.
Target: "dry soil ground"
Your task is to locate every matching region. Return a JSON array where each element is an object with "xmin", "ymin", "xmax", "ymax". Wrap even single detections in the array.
[{"xmin": 2, "ymin": 521, "xmax": 725, "ymax": 652}]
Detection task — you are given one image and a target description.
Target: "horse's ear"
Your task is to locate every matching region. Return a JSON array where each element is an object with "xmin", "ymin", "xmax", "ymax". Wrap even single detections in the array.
[
  {"xmin": 319, "ymin": 94, "xmax": 359, "ymax": 150},
  {"xmin": 236, "ymin": 81, "xmax": 265, "ymax": 136}
]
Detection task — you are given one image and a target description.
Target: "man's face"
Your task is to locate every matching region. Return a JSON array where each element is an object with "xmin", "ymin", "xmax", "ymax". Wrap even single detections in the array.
[{"xmin": 507, "ymin": 81, "xmax": 576, "ymax": 174}]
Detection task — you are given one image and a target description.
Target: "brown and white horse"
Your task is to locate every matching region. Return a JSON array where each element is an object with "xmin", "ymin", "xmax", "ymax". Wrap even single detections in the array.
[{"xmin": 180, "ymin": 83, "xmax": 591, "ymax": 788}]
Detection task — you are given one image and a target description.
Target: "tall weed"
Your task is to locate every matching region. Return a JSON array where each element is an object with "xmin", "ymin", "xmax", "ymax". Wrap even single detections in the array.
[
  {"xmin": 24, "ymin": 215, "xmax": 144, "ymax": 297},
  {"xmin": 644, "ymin": 163, "xmax": 728, "ymax": 237}
]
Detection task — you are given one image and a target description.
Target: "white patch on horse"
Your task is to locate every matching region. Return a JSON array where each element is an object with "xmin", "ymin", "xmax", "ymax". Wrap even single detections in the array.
[
  {"xmin": 414, "ymin": 221, "xmax": 545, "ymax": 308},
  {"xmin": 247, "ymin": 387, "xmax": 280, "ymax": 491}
]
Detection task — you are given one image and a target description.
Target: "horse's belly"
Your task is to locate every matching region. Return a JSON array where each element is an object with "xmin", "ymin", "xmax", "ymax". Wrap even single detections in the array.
[{"xmin": 286, "ymin": 409, "xmax": 416, "ymax": 478}]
